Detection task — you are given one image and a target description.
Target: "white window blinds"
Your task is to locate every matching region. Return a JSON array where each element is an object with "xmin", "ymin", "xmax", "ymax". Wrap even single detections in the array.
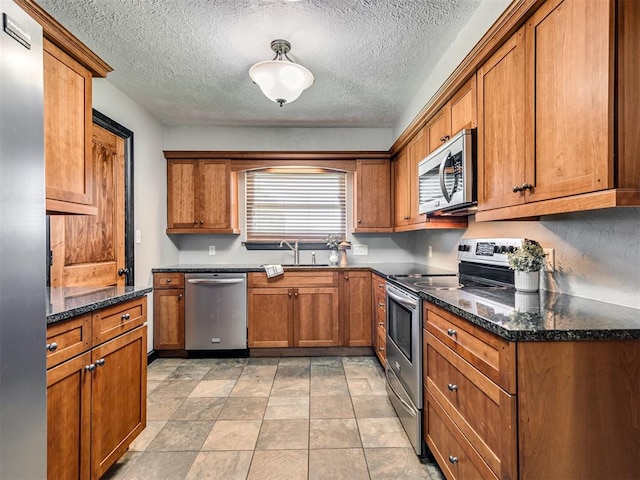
[{"xmin": 246, "ymin": 170, "xmax": 346, "ymax": 242}]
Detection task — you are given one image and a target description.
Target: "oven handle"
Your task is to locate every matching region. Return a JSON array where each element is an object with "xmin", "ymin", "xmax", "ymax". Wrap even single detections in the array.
[
  {"xmin": 187, "ymin": 278, "xmax": 245, "ymax": 285},
  {"xmin": 387, "ymin": 289, "xmax": 418, "ymax": 310},
  {"xmin": 439, "ymin": 150, "xmax": 453, "ymax": 203},
  {"xmin": 386, "ymin": 368, "xmax": 417, "ymax": 418}
]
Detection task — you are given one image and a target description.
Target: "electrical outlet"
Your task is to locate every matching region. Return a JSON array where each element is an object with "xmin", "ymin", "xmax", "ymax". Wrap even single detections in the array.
[
  {"xmin": 353, "ymin": 244, "xmax": 368, "ymax": 256},
  {"xmin": 135, "ymin": 230, "xmax": 141, "ymax": 244},
  {"xmin": 208, "ymin": 245, "xmax": 216, "ymax": 256},
  {"xmin": 428, "ymin": 246, "xmax": 433, "ymax": 258},
  {"xmin": 543, "ymin": 248, "xmax": 555, "ymax": 272}
]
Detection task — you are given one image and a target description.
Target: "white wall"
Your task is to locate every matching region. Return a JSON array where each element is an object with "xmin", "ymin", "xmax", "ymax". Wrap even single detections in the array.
[
  {"xmin": 92, "ymin": 79, "xmax": 180, "ymax": 351},
  {"xmin": 411, "ymin": 209, "xmax": 640, "ymax": 309}
]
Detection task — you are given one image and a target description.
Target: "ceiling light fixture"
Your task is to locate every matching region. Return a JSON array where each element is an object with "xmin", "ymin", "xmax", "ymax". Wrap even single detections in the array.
[{"xmin": 249, "ymin": 39, "xmax": 314, "ymax": 107}]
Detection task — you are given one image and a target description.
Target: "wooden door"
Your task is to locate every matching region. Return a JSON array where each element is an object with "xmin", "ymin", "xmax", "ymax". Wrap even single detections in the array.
[
  {"xmin": 50, "ymin": 123, "xmax": 126, "ymax": 287},
  {"xmin": 477, "ymin": 27, "xmax": 527, "ymax": 211},
  {"xmin": 450, "ymin": 75, "xmax": 477, "ymax": 137},
  {"xmin": 353, "ymin": 160, "xmax": 392, "ymax": 232},
  {"xmin": 91, "ymin": 326, "xmax": 146, "ymax": 479},
  {"xmin": 199, "ymin": 160, "xmax": 232, "ymax": 229},
  {"xmin": 525, "ymin": 0, "xmax": 613, "ymax": 202},
  {"xmin": 167, "ymin": 159, "xmax": 198, "ymax": 229},
  {"xmin": 426, "ymin": 106, "xmax": 451, "ymax": 154},
  {"xmin": 153, "ymin": 289, "xmax": 185, "ymax": 350},
  {"xmin": 248, "ymin": 288, "xmax": 294, "ymax": 347},
  {"xmin": 294, "ymin": 287, "xmax": 340, "ymax": 347},
  {"xmin": 393, "ymin": 149, "xmax": 411, "ymax": 228},
  {"xmin": 341, "ymin": 271, "xmax": 372, "ymax": 347},
  {"xmin": 47, "ymin": 352, "xmax": 92, "ymax": 480},
  {"xmin": 408, "ymin": 128, "xmax": 427, "ymax": 224}
]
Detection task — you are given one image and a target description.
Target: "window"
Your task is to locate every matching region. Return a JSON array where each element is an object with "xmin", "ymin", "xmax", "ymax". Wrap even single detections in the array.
[{"xmin": 246, "ymin": 169, "xmax": 346, "ymax": 242}]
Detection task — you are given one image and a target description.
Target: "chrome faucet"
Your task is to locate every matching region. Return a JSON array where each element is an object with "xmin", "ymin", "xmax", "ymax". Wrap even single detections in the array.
[{"xmin": 279, "ymin": 239, "xmax": 300, "ymax": 265}]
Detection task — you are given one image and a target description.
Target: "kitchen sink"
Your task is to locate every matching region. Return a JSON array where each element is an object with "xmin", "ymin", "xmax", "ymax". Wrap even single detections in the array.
[{"xmin": 281, "ymin": 263, "xmax": 330, "ymax": 267}]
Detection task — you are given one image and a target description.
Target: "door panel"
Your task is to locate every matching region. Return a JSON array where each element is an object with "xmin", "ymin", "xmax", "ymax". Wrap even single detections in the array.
[{"xmin": 295, "ymin": 287, "xmax": 340, "ymax": 347}]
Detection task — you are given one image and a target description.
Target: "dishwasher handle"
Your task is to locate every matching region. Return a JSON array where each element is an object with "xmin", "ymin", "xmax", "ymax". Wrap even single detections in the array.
[{"xmin": 187, "ymin": 278, "xmax": 245, "ymax": 285}]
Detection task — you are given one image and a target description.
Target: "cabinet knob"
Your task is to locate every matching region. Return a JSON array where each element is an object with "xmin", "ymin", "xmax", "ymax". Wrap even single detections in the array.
[
  {"xmin": 121, "ymin": 313, "xmax": 131, "ymax": 321},
  {"xmin": 379, "ymin": 346, "xmax": 385, "ymax": 351},
  {"xmin": 178, "ymin": 293, "xmax": 183, "ymax": 300},
  {"xmin": 345, "ymin": 275, "xmax": 349, "ymax": 280},
  {"xmin": 378, "ymin": 284, "xmax": 384, "ymax": 289},
  {"xmin": 46, "ymin": 342, "xmax": 58, "ymax": 352},
  {"xmin": 403, "ymin": 216, "xmax": 410, "ymax": 220},
  {"xmin": 448, "ymin": 455, "xmax": 459, "ymax": 464},
  {"xmin": 166, "ymin": 278, "xmax": 172, "ymax": 283},
  {"xmin": 378, "ymin": 322, "xmax": 385, "ymax": 327},
  {"xmin": 446, "ymin": 328, "xmax": 457, "ymax": 337},
  {"xmin": 447, "ymin": 383, "xmax": 458, "ymax": 392},
  {"xmin": 199, "ymin": 220, "xmax": 204, "ymax": 225},
  {"xmin": 512, "ymin": 185, "xmax": 523, "ymax": 193},
  {"xmin": 378, "ymin": 302, "xmax": 385, "ymax": 308},
  {"xmin": 96, "ymin": 358, "xmax": 106, "ymax": 367},
  {"xmin": 521, "ymin": 183, "xmax": 533, "ymax": 191},
  {"xmin": 358, "ymin": 219, "xmax": 362, "ymax": 224},
  {"xmin": 85, "ymin": 364, "xmax": 96, "ymax": 372},
  {"xmin": 294, "ymin": 291, "xmax": 298, "ymax": 298},
  {"xmin": 194, "ymin": 221, "xmax": 199, "ymax": 226},
  {"xmin": 288, "ymin": 291, "xmax": 292, "ymax": 297}
]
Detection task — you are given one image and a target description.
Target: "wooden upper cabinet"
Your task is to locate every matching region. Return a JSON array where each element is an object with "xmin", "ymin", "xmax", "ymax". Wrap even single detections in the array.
[
  {"xmin": 393, "ymin": 148, "xmax": 411, "ymax": 229},
  {"xmin": 167, "ymin": 159, "xmax": 239, "ymax": 234},
  {"xmin": 477, "ymin": 27, "xmax": 527, "ymax": 212},
  {"xmin": 353, "ymin": 160, "xmax": 393, "ymax": 232}
]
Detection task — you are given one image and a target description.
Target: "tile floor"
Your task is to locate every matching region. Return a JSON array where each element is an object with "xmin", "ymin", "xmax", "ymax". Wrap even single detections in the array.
[{"xmin": 103, "ymin": 356, "xmax": 444, "ymax": 480}]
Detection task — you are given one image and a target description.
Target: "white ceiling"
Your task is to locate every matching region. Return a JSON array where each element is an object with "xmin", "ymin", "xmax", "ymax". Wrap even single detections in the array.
[{"xmin": 37, "ymin": 0, "xmax": 482, "ymax": 128}]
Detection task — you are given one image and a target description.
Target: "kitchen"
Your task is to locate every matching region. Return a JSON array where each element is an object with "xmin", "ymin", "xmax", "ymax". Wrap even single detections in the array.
[{"xmin": 1, "ymin": 0, "xmax": 640, "ymax": 479}]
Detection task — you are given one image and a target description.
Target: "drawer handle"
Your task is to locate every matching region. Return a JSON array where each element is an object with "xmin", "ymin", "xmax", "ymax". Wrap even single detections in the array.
[
  {"xmin": 46, "ymin": 342, "xmax": 58, "ymax": 352},
  {"xmin": 95, "ymin": 358, "xmax": 106, "ymax": 367},
  {"xmin": 166, "ymin": 278, "xmax": 172, "ymax": 283},
  {"xmin": 85, "ymin": 364, "xmax": 96, "ymax": 372},
  {"xmin": 378, "ymin": 322, "xmax": 385, "ymax": 327},
  {"xmin": 379, "ymin": 346, "xmax": 385, "ymax": 352},
  {"xmin": 447, "ymin": 383, "xmax": 458, "ymax": 392},
  {"xmin": 378, "ymin": 302, "xmax": 385, "ymax": 308},
  {"xmin": 121, "ymin": 313, "xmax": 131, "ymax": 321},
  {"xmin": 378, "ymin": 284, "xmax": 384, "ymax": 289},
  {"xmin": 178, "ymin": 294, "xmax": 183, "ymax": 300},
  {"xmin": 448, "ymin": 455, "xmax": 459, "ymax": 464},
  {"xmin": 447, "ymin": 328, "xmax": 457, "ymax": 337}
]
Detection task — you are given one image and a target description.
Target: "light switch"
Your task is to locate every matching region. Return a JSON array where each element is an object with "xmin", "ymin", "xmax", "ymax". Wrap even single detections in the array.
[
  {"xmin": 353, "ymin": 244, "xmax": 368, "ymax": 256},
  {"xmin": 135, "ymin": 230, "xmax": 141, "ymax": 244},
  {"xmin": 209, "ymin": 245, "xmax": 216, "ymax": 255}
]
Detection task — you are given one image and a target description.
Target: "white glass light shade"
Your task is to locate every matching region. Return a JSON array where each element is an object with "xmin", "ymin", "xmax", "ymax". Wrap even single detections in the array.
[{"xmin": 249, "ymin": 59, "xmax": 314, "ymax": 106}]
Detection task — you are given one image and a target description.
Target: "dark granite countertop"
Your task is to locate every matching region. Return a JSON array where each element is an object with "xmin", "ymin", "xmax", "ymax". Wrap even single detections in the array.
[{"xmin": 47, "ymin": 286, "xmax": 153, "ymax": 325}]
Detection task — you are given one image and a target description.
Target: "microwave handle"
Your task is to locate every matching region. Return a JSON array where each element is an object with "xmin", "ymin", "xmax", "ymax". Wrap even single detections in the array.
[{"xmin": 439, "ymin": 150, "xmax": 452, "ymax": 203}]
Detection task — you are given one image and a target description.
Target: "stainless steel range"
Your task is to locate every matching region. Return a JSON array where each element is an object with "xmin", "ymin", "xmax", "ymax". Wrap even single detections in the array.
[{"xmin": 385, "ymin": 238, "xmax": 525, "ymax": 456}]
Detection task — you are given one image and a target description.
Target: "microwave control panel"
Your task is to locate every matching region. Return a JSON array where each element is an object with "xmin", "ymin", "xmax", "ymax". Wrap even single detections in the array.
[{"xmin": 457, "ymin": 238, "xmax": 524, "ymax": 266}]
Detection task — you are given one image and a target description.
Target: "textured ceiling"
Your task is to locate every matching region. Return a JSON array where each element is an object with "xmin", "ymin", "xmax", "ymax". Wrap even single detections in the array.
[{"xmin": 37, "ymin": 0, "xmax": 481, "ymax": 128}]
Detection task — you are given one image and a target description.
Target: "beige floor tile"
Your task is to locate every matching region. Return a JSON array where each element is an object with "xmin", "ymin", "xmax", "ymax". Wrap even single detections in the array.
[
  {"xmin": 347, "ymin": 377, "xmax": 387, "ymax": 396},
  {"xmin": 256, "ymin": 419, "xmax": 309, "ymax": 450},
  {"xmin": 238, "ymin": 365, "xmax": 278, "ymax": 381},
  {"xmin": 217, "ymin": 397, "xmax": 268, "ymax": 420},
  {"xmin": 247, "ymin": 357, "xmax": 280, "ymax": 365},
  {"xmin": 146, "ymin": 366, "xmax": 179, "ymax": 382},
  {"xmin": 270, "ymin": 377, "xmax": 309, "ymax": 396},
  {"xmin": 275, "ymin": 364, "xmax": 310, "ymax": 379},
  {"xmin": 341, "ymin": 356, "xmax": 378, "ymax": 366},
  {"xmin": 170, "ymin": 397, "xmax": 226, "ymax": 421},
  {"xmin": 310, "ymin": 364, "xmax": 346, "ymax": 377},
  {"xmin": 309, "ymin": 396, "xmax": 355, "ymax": 419},
  {"xmin": 189, "ymin": 379, "xmax": 237, "ymax": 397},
  {"xmin": 310, "ymin": 418, "xmax": 361, "ymax": 449},
  {"xmin": 358, "ymin": 417, "xmax": 412, "ymax": 448},
  {"xmin": 247, "ymin": 450, "xmax": 308, "ymax": 480},
  {"xmin": 351, "ymin": 395, "xmax": 397, "ymax": 418},
  {"xmin": 230, "ymin": 379, "xmax": 274, "ymax": 397},
  {"xmin": 310, "ymin": 356, "xmax": 343, "ymax": 365},
  {"xmin": 184, "ymin": 451, "xmax": 253, "ymax": 480},
  {"xmin": 150, "ymin": 358, "xmax": 188, "ymax": 367},
  {"xmin": 151, "ymin": 380, "xmax": 200, "ymax": 398},
  {"xmin": 264, "ymin": 396, "xmax": 310, "ymax": 420},
  {"xmin": 121, "ymin": 451, "xmax": 197, "ymax": 480},
  {"xmin": 129, "ymin": 420, "xmax": 166, "ymax": 451},
  {"xmin": 308, "ymin": 448, "xmax": 369, "ymax": 480},
  {"xmin": 146, "ymin": 396, "xmax": 185, "ymax": 421},
  {"xmin": 343, "ymin": 363, "xmax": 384, "ymax": 379},
  {"xmin": 100, "ymin": 451, "xmax": 142, "ymax": 480},
  {"xmin": 278, "ymin": 357, "xmax": 311, "ymax": 366},
  {"xmin": 310, "ymin": 376, "xmax": 350, "ymax": 396},
  {"xmin": 147, "ymin": 380, "xmax": 162, "ymax": 395},
  {"xmin": 201, "ymin": 420, "xmax": 262, "ymax": 451},
  {"xmin": 167, "ymin": 365, "xmax": 212, "ymax": 381},
  {"xmin": 365, "ymin": 447, "xmax": 442, "ymax": 480},
  {"xmin": 146, "ymin": 420, "xmax": 214, "ymax": 452},
  {"xmin": 202, "ymin": 365, "xmax": 244, "ymax": 380}
]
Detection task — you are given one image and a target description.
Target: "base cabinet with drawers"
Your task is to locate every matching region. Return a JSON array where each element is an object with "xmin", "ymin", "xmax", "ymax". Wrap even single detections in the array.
[
  {"xmin": 423, "ymin": 301, "xmax": 640, "ymax": 480},
  {"xmin": 371, "ymin": 273, "xmax": 387, "ymax": 364},
  {"xmin": 153, "ymin": 273, "xmax": 185, "ymax": 351},
  {"xmin": 46, "ymin": 296, "xmax": 148, "ymax": 480}
]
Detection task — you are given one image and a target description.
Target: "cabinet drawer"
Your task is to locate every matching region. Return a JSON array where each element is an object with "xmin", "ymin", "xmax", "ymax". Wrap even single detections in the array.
[
  {"xmin": 426, "ymin": 332, "xmax": 517, "ymax": 479},
  {"xmin": 46, "ymin": 315, "xmax": 92, "ymax": 369},
  {"xmin": 92, "ymin": 297, "xmax": 147, "ymax": 346},
  {"xmin": 426, "ymin": 391, "xmax": 498, "ymax": 480},
  {"xmin": 153, "ymin": 273, "xmax": 184, "ymax": 289},
  {"xmin": 425, "ymin": 303, "xmax": 515, "ymax": 393},
  {"xmin": 372, "ymin": 274, "xmax": 387, "ymax": 296},
  {"xmin": 375, "ymin": 328, "xmax": 386, "ymax": 364},
  {"xmin": 248, "ymin": 271, "xmax": 338, "ymax": 288}
]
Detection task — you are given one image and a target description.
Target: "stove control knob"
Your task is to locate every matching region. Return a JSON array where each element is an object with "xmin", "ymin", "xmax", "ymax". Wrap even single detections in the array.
[
  {"xmin": 500, "ymin": 245, "xmax": 508, "ymax": 253},
  {"xmin": 507, "ymin": 246, "xmax": 516, "ymax": 253},
  {"xmin": 493, "ymin": 245, "xmax": 501, "ymax": 253}
]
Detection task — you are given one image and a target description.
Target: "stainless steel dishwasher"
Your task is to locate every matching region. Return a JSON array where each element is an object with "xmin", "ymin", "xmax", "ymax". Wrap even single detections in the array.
[{"xmin": 185, "ymin": 273, "xmax": 247, "ymax": 352}]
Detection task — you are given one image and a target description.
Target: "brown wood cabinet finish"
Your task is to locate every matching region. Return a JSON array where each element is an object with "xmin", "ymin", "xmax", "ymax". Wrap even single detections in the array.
[
  {"xmin": 371, "ymin": 273, "xmax": 387, "ymax": 364},
  {"xmin": 167, "ymin": 159, "xmax": 239, "ymax": 234},
  {"xmin": 153, "ymin": 273, "xmax": 185, "ymax": 351},
  {"xmin": 340, "ymin": 271, "xmax": 372, "ymax": 347},
  {"xmin": 46, "ymin": 314, "xmax": 91, "ymax": 369},
  {"xmin": 353, "ymin": 160, "xmax": 393, "ymax": 232}
]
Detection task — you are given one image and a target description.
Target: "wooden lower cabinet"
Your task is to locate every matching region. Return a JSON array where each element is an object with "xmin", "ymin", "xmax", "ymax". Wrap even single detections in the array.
[
  {"xmin": 294, "ymin": 287, "xmax": 340, "ymax": 347},
  {"xmin": 371, "ymin": 273, "xmax": 387, "ymax": 363},
  {"xmin": 46, "ymin": 297, "xmax": 147, "ymax": 480},
  {"xmin": 153, "ymin": 273, "xmax": 185, "ymax": 351},
  {"xmin": 340, "ymin": 271, "xmax": 372, "ymax": 347}
]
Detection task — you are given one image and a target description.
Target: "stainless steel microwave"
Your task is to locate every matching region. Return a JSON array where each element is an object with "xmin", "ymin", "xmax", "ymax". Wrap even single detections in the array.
[{"xmin": 417, "ymin": 129, "xmax": 475, "ymax": 216}]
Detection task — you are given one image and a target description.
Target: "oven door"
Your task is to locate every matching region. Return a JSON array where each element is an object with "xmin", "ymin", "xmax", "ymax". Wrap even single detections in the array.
[{"xmin": 385, "ymin": 284, "xmax": 422, "ymax": 408}]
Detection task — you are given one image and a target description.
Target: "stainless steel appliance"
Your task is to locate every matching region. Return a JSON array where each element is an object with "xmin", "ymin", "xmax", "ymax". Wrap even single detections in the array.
[
  {"xmin": 185, "ymin": 273, "xmax": 248, "ymax": 352},
  {"xmin": 418, "ymin": 128, "xmax": 475, "ymax": 216},
  {"xmin": 385, "ymin": 281, "xmax": 425, "ymax": 456},
  {"xmin": 0, "ymin": 2, "xmax": 46, "ymax": 476}
]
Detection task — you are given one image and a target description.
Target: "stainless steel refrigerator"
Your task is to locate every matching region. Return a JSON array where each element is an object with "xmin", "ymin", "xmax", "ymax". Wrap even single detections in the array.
[{"xmin": 0, "ymin": 1, "xmax": 46, "ymax": 477}]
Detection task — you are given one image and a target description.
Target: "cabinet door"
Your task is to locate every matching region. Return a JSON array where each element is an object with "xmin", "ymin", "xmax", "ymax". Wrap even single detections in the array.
[
  {"xmin": 393, "ymin": 149, "xmax": 411, "ymax": 228},
  {"xmin": 153, "ymin": 288, "xmax": 185, "ymax": 350},
  {"xmin": 167, "ymin": 159, "xmax": 197, "ymax": 229},
  {"xmin": 295, "ymin": 287, "xmax": 340, "ymax": 347},
  {"xmin": 91, "ymin": 326, "xmax": 147, "ymax": 479},
  {"xmin": 248, "ymin": 287, "xmax": 294, "ymax": 347},
  {"xmin": 477, "ymin": 27, "xmax": 526, "ymax": 211},
  {"xmin": 426, "ymin": 106, "xmax": 451, "ymax": 154},
  {"xmin": 341, "ymin": 271, "xmax": 372, "ymax": 347},
  {"xmin": 44, "ymin": 39, "xmax": 95, "ymax": 214},
  {"xmin": 47, "ymin": 352, "xmax": 92, "ymax": 480},
  {"xmin": 525, "ymin": 0, "xmax": 613, "ymax": 202},
  {"xmin": 408, "ymin": 128, "xmax": 428, "ymax": 224},
  {"xmin": 354, "ymin": 160, "xmax": 392, "ymax": 232},
  {"xmin": 450, "ymin": 75, "xmax": 477, "ymax": 137},
  {"xmin": 199, "ymin": 160, "xmax": 233, "ymax": 229}
]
